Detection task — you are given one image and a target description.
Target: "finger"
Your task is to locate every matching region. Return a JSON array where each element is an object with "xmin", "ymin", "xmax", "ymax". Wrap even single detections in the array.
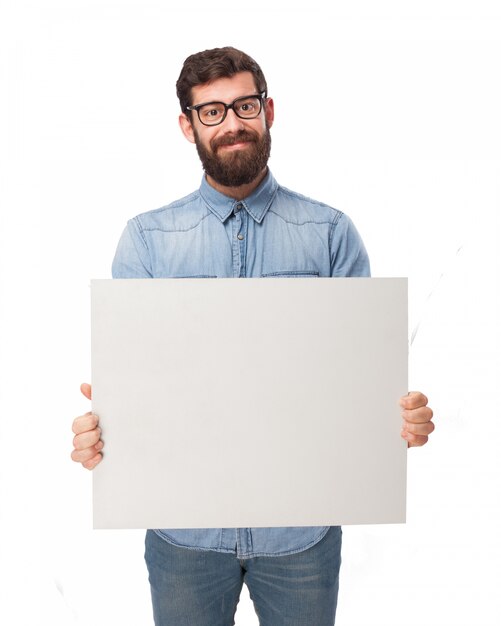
[
  {"xmin": 402, "ymin": 420, "xmax": 435, "ymax": 437},
  {"xmin": 400, "ymin": 391, "xmax": 428, "ymax": 409},
  {"xmin": 401, "ymin": 406, "xmax": 434, "ymax": 424},
  {"xmin": 82, "ymin": 452, "xmax": 102, "ymax": 470},
  {"xmin": 402, "ymin": 432, "xmax": 429, "ymax": 447},
  {"xmin": 73, "ymin": 427, "xmax": 102, "ymax": 451},
  {"xmin": 72, "ymin": 412, "xmax": 99, "ymax": 435},
  {"xmin": 71, "ymin": 441, "xmax": 104, "ymax": 464},
  {"xmin": 80, "ymin": 382, "xmax": 92, "ymax": 401}
]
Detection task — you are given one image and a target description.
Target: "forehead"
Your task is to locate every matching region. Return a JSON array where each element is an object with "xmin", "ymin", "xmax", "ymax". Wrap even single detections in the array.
[{"xmin": 191, "ymin": 71, "xmax": 257, "ymax": 104}]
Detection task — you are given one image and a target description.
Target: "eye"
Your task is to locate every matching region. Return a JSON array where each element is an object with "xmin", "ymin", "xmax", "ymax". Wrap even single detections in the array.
[
  {"xmin": 237, "ymin": 100, "xmax": 256, "ymax": 112},
  {"xmin": 199, "ymin": 103, "xmax": 224, "ymax": 121},
  {"xmin": 235, "ymin": 97, "xmax": 260, "ymax": 117}
]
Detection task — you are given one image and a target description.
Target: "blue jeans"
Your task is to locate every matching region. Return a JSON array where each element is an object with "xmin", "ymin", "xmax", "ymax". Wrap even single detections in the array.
[{"xmin": 144, "ymin": 526, "xmax": 342, "ymax": 626}]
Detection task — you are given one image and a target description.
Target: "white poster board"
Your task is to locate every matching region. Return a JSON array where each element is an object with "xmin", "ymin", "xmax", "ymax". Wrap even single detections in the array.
[{"xmin": 91, "ymin": 278, "xmax": 407, "ymax": 529}]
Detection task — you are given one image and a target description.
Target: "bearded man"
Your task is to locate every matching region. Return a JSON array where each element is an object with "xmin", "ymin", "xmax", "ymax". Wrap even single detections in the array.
[{"xmin": 71, "ymin": 47, "xmax": 435, "ymax": 626}]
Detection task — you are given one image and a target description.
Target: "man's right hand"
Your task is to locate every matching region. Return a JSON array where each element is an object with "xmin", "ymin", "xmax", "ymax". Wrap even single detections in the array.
[{"xmin": 71, "ymin": 383, "xmax": 103, "ymax": 470}]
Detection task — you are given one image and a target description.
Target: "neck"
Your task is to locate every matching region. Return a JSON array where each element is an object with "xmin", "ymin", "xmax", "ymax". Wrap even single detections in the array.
[{"xmin": 205, "ymin": 168, "xmax": 268, "ymax": 200}]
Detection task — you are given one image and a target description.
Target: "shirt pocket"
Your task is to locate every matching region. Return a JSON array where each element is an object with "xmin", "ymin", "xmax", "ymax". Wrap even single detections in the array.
[{"xmin": 261, "ymin": 270, "xmax": 320, "ymax": 278}]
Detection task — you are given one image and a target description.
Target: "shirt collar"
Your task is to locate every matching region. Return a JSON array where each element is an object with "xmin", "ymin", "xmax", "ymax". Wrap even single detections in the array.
[{"xmin": 199, "ymin": 169, "xmax": 278, "ymax": 224}]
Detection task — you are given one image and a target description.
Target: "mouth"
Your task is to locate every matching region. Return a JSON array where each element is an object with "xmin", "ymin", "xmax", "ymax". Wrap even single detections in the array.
[{"xmin": 218, "ymin": 141, "xmax": 251, "ymax": 152}]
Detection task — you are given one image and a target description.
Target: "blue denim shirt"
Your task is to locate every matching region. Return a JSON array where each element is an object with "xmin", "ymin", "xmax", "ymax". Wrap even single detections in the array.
[{"xmin": 112, "ymin": 169, "xmax": 370, "ymax": 558}]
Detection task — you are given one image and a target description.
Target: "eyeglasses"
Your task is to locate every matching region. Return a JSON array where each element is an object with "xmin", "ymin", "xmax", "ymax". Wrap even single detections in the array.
[{"xmin": 186, "ymin": 92, "xmax": 267, "ymax": 126}]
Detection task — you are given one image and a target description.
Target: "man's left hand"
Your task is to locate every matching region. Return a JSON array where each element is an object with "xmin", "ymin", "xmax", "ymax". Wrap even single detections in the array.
[{"xmin": 400, "ymin": 391, "xmax": 434, "ymax": 447}]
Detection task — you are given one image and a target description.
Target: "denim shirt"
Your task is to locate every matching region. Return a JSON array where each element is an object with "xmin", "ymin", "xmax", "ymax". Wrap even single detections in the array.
[{"xmin": 112, "ymin": 169, "xmax": 370, "ymax": 558}]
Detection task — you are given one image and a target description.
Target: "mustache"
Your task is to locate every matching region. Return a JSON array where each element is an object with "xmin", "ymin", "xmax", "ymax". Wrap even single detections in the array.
[{"xmin": 210, "ymin": 130, "xmax": 259, "ymax": 151}]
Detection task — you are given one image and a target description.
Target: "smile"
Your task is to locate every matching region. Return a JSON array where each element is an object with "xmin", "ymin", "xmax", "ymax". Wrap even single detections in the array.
[{"xmin": 218, "ymin": 141, "xmax": 251, "ymax": 151}]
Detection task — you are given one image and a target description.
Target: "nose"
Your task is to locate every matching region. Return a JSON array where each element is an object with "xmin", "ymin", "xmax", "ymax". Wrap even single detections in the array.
[{"xmin": 221, "ymin": 107, "xmax": 245, "ymax": 132}]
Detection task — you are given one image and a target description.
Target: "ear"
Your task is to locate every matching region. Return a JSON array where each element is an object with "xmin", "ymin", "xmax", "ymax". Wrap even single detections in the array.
[
  {"xmin": 179, "ymin": 113, "xmax": 196, "ymax": 144},
  {"xmin": 264, "ymin": 97, "xmax": 274, "ymax": 129}
]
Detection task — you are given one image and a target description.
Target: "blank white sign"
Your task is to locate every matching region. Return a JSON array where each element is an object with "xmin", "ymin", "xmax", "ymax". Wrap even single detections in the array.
[{"xmin": 91, "ymin": 278, "xmax": 407, "ymax": 529}]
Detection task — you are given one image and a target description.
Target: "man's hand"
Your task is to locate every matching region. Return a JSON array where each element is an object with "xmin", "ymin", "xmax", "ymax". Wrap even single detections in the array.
[
  {"xmin": 71, "ymin": 383, "xmax": 103, "ymax": 470},
  {"xmin": 400, "ymin": 391, "xmax": 434, "ymax": 448}
]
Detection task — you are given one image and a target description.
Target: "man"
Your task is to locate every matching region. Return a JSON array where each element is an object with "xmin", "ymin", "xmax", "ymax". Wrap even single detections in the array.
[{"xmin": 71, "ymin": 47, "xmax": 435, "ymax": 626}]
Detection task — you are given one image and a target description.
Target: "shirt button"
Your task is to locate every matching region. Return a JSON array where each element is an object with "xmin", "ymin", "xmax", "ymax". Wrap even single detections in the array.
[
  {"xmin": 234, "ymin": 203, "xmax": 242, "ymax": 213},
  {"xmin": 237, "ymin": 233, "xmax": 244, "ymax": 240}
]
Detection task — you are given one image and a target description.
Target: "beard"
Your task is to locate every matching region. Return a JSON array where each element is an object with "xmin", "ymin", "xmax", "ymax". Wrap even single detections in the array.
[{"xmin": 193, "ymin": 124, "xmax": 272, "ymax": 188}]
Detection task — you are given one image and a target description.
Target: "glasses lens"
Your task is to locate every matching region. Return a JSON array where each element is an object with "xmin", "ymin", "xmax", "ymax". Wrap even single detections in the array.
[
  {"xmin": 198, "ymin": 103, "xmax": 226, "ymax": 126},
  {"xmin": 234, "ymin": 96, "xmax": 262, "ymax": 119}
]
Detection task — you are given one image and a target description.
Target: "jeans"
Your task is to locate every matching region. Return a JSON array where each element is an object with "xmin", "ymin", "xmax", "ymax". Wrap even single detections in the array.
[{"xmin": 144, "ymin": 526, "xmax": 342, "ymax": 626}]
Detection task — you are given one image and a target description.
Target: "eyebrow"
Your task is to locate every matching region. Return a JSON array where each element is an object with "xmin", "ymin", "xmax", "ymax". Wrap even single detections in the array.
[{"xmin": 190, "ymin": 93, "xmax": 261, "ymax": 108}]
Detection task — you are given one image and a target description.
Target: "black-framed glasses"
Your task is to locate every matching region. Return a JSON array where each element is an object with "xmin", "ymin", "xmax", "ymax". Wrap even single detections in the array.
[{"xmin": 186, "ymin": 92, "xmax": 267, "ymax": 126}]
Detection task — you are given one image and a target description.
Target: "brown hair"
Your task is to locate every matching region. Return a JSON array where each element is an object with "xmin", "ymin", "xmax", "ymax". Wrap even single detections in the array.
[{"xmin": 176, "ymin": 46, "xmax": 268, "ymax": 113}]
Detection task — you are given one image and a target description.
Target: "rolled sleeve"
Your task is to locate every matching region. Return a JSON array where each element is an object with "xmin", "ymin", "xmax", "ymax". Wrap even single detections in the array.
[
  {"xmin": 329, "ymin": 213, "xmax": 371, "ymax": 278},
  {"xmin": 112, "ymin": 218, "xmax": 153, "ymax": 278}
]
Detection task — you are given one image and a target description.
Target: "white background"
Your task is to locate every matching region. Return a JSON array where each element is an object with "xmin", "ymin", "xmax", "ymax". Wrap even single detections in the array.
[{"xmin": 0, "ymin": 1, "xmax": 500, "ymax": 625}]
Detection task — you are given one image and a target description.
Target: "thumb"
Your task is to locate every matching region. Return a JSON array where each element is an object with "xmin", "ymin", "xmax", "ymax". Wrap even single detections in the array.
[{"xmin": 80, "ymin": 382, "xmax": 92, "ymax": 401}]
